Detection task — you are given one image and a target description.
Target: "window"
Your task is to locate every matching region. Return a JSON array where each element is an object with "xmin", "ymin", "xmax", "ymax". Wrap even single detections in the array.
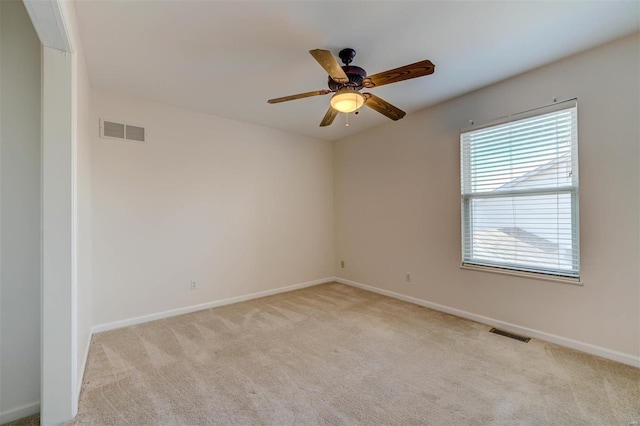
[{"xmin": 460, "ymin": 101, "xmax": 579, "ymax": 280}]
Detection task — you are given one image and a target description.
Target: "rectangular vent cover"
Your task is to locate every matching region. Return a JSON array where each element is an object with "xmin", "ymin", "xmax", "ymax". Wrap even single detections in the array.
[
  {"xmin": 125, "ymin": 124, "xmax": 145, "ymax": 142},
  {"xmin": 100, "ymin": 119, "xmax": 146, "ymax": 143},
  {"xmin": 103, "ymin": 121, "xmax": 124, "ymax": 139},
  {"xmin": 489, "ymin": 328, "xmax": 531, "ymax": 343}
]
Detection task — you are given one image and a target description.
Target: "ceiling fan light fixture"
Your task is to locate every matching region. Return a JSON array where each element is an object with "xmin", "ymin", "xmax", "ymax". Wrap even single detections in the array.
[{"xmin": 330, "ymin": 88, "xmax": 364, "ymax": 113}]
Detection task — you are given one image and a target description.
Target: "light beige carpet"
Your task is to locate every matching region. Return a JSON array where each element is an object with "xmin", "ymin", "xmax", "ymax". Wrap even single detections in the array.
[
  {"xmin": 1, "ymin": 414, "xmax": 39, "ymax": 426},
  {"xmin": 72, "ymin": 283, "xmax": 639, "ymax": 425}
]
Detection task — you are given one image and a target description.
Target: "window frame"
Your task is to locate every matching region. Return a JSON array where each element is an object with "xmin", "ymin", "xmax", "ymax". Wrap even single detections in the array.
[{"xmin": 459, "ymin": 100, "xmax": 580, "ymax": 284}]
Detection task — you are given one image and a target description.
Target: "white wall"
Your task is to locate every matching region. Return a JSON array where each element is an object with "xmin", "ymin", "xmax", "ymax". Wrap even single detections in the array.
[
  {"xmin": 0, "ymin": 0, "xmax": 42, "ymax": 422},
  {"xmin": 335, "ymin": 33, "xmax": 640, "ymax": 360},
  {"xmin": 91, "ymin": 90, "xmax": 335, "ymax": 327}
]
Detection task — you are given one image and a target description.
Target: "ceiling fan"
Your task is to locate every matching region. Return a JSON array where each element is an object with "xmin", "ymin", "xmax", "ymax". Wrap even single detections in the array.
[{"xmin": 267, "ymin": 48, "xmax": 435, "ymax": 127}]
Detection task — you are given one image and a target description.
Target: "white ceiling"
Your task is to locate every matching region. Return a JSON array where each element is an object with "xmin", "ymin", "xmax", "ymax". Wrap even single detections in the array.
[{"xmin": 74, "ymin": 1, "xmax": 639, "ymax": 141}]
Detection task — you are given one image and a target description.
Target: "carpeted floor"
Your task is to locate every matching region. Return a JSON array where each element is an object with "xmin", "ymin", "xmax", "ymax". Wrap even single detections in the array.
[
  {"xmin": 70, "ymin": 282, "xmax": 639, "ymax": 425},
  {"xmin": 2, "ymin": 414, "xmax": 39, "ymax": 426}
]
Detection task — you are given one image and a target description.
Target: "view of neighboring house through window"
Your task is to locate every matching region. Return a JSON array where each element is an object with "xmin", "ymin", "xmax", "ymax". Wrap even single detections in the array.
[{"xmin": 460, "ymin": 100, "xmax": 579, "ymax": 279}]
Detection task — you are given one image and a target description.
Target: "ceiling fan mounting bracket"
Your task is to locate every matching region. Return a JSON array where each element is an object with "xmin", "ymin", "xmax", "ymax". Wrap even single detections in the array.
[{"xmin": 338, "ymin": 48, "xmax": 356, "ymax": 65}]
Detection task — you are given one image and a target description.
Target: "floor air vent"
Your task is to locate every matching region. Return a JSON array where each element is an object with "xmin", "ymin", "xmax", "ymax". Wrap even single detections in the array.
[
  {"xmin": 489, "ymin": 328, "xmax": 531, "ymax": 343},
  {"xmin": 100, "ymin": 119, "xmax": 146, "ymax": 143}
]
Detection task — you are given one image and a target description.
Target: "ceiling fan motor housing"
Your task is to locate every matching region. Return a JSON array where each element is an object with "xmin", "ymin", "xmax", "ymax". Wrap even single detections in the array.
[{"xmin": 328, "ymin": 65, "xmax": 367, "ymax": 91}]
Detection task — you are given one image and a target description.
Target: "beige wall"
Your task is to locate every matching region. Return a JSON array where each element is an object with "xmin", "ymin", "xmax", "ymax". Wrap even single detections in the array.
[
  {"xmin": 334, "ymin": 33, "xmax": 639, "ymax": 358},
  {"xmin": 91, "ymin": 90, "xmax": 335, "ymax": 327},
  {"xmin": 0, "ymin": 1, "xmax": 42, "ymax": 422}
]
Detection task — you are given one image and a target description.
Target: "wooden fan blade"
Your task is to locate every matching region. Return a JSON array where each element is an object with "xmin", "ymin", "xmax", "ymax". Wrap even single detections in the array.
[
  {"xmin": 363, "ymin": 93, "xmax": 406, "ymax": 121},
  {"xmin": 309, "ymin": 49, "xmax": 349, "ymax": 83},
  {"xmin": 320, "ymin": 107, "xmax": 338, "ymax": 127},
  {"xmin": 367, "ymin": 59, "xmax": 435, "ymax": 88},
  {"xmin": 268, "ymin": 90, "xmax": 331, "ymax": 104}
]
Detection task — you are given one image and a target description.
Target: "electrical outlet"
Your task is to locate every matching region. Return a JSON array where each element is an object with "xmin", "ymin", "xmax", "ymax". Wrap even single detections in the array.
[
  {"xmin": 405, "ymin": 272, "xmax": 411, "ymax": 283},
  {"xmin": 190, "ymin": 280, "xmax": 197, "ymax": 290},
  {"xmin": 341, "ymin": 260, "xmax": 345, "ymax": 268}
]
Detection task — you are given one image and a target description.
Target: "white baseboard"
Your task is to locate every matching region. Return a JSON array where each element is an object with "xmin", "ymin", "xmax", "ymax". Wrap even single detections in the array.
[
  {"xmin": 0, "ymin": 401, "xmax": 40, "ymax": 424},
  {"xmin": 92, "ymin": 277, "xmax": 335, "ymax": 334},
  {"xmin": 334, "ymin": 277, "xmax": 640, "ymax": 369}
]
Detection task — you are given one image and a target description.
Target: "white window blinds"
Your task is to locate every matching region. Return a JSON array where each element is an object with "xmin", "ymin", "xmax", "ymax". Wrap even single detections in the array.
[{"xmin": 460, "ymin": 101, "xmax": 579, "ymax": 279}]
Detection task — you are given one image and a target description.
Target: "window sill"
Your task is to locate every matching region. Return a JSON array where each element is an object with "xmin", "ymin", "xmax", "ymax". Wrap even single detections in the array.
[{"xmin": 460, "ymin": 263, "xmax": 582, "ymax": 286}]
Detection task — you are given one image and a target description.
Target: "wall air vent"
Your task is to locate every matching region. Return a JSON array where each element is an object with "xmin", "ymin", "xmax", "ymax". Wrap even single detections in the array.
[
  {"xmin": 489, "ymin": 328, "xmax": 531, "ymax": 343},
  {"xmin": 100, "ymin": 119, "xmax": 147, "ymax": 143}
]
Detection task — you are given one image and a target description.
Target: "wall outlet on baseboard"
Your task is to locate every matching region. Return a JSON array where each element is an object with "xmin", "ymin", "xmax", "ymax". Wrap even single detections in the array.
[
  {"xmin": 405, "ymin": 272, "xmax": 412, "ymax": 282},
  {"xmin": 190, "ymin": 280, "xmax": 197, "ymax": 290}
]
